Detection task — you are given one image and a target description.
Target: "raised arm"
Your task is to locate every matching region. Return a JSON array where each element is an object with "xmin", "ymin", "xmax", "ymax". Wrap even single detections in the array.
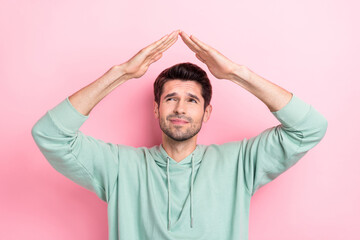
[
  {"xmin": 179, "ymin": 31, "xmax": 328, "ymax": 196},
  {"xmin": 69, "ymin": 29, "xmax": 181, "ymax": 116},
  {"xmin": 179, "ymin": 30, "xmax": 292, "ymax": 112},
  {"xmin": 31, "ymin": 30, "xmax": 181, "ymax": 202}
]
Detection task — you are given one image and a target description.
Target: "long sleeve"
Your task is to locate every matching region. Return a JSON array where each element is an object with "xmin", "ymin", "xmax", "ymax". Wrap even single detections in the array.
[
  {"xmin": 242, "ymin": 93, "xmax": 328, "ymax": 196},
  {"xmin": 31, "ymin": 97, "xmax": 119, "ymax": 202}
]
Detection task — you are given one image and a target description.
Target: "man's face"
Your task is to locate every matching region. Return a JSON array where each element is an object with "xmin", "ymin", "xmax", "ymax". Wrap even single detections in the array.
[{"xmin": 154, "ymin": 79, "xmax": 212, "ymax": 142}]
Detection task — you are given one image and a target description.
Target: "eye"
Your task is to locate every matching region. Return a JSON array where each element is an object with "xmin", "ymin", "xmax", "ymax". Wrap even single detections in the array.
[
  {"xmin": 166, "ymin": 98, "xmax": 175, "ymax": 101},
  {"xmin": 189, "ymin": 99, "xmax": 197, "ymax": 103}
]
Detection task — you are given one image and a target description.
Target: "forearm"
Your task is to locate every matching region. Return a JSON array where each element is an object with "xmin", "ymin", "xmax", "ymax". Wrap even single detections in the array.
[
  {"xmin": 68, "ymin": 65, "xmax": 129, "ymax": 116},
  {"xmin": 228, "ymin": 65, "xmax": 293, "ymax": 112}
]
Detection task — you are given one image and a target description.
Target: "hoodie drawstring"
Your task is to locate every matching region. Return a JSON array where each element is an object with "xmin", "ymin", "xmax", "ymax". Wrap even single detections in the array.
[
  {"xmin": 190, "ymin": 153, "xmax": 194, "ymax": 228},
  {"xmin": 166, "ymin": 153, "xmax": 195, "ymax": 231},
  {"xmin": 167, "ymin": 157, "xmax": 171, "ymax": 231}
]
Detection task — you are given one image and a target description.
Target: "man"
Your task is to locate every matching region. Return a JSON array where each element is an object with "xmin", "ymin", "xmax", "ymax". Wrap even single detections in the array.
[{"xmin": 31, "ymin": 29, "xmax": 328, "ymax": 240}]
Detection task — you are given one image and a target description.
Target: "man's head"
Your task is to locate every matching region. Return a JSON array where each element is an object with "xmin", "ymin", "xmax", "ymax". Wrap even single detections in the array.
[{"xmin": 153, "ymin": 62, "xmax": 213, "ymax": 142}]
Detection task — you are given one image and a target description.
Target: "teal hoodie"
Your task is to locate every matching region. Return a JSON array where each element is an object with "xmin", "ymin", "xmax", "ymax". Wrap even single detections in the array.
[{"xmin": 31, "ymin": 93, "xmax": 328, "ymax": 239}]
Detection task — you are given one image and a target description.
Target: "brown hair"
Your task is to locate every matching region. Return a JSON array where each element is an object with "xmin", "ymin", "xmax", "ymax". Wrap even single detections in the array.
[{"xmin": 153, "ymin": 62, "xmax": 212, "ymax": 110}]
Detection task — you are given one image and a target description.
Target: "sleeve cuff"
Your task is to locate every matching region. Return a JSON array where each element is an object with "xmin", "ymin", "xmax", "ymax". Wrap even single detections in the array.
[
  {"xmin": 47, "ymin": 97, "xmax": 89, "ymax": 132},
  {"xmin": 271, "ymin": 93, "xmax": 311, "ymax": 128}
]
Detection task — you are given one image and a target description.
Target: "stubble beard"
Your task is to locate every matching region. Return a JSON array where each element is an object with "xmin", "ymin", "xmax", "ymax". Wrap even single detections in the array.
[{"xmin": 159, "ymin": 114, "xmax": 204, "ymax": 142}]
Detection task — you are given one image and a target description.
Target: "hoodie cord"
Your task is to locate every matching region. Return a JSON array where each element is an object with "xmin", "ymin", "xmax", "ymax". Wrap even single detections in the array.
[
  {"xmin": 190, "ymin": 153, "xmax": 194, "ymax": 228},
  {"xmin": 166, "ymin": 153, "xmax": 195, "ymax": 231},
  {"xmin": 167, "ymin": 157, "xmax": 171, "ymax": 231}
]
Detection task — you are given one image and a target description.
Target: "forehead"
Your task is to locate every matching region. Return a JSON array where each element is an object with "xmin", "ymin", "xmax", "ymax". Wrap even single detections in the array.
[{"xmin": 162, "ymin": 79, "xmax": 202, "ymax": 97}]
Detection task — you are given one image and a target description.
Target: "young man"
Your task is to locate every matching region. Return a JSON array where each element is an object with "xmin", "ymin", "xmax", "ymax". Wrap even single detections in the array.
[{"xmin": 31, "ymin": 29, "xmax": 328, "ymax": 240}]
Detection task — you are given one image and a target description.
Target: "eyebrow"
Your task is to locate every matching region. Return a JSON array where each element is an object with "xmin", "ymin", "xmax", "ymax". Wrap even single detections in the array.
[{"xmin": 163, "ymin": 92, "xmax": 201, "ymax": 102}]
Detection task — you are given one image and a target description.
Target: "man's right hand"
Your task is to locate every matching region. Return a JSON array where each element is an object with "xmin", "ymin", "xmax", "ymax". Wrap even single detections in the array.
[
  {"xmin": 117, "ymin": 29, "xmax": 180, "ymax": 80},
  {"xmin": 68, "ymin": 30, "xmax": 180, "ymax": 116}
]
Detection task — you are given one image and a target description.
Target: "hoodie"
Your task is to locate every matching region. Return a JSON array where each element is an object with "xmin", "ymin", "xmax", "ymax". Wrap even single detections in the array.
[{"xmin": 31, "ymin": 93, "xmax": 328, "ymax": 240}]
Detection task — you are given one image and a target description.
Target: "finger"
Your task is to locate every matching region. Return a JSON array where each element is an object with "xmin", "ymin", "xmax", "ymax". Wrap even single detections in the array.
[
  {"xmin": 179, "ymin": 31, "xmax": 200, "ymax": 52},
  {"xmin": 146, "ymin": 31, "xmax": 179, "ymax": 63},
  {"xmin": 143, "ymin": 33, "xmax": 171, "ymax": 53},
  {"xmin": 190, "ymin": 35, "xmax": 211, "ymax": 52},
  {"xmin": 156, "ymin": 33, "xmax": 179, "ymax": 53},
  {"xmin": 149, "ymin": 30, "xmax": 179, "ymax": 54},
  {"xmin": 149, "ymin": 52, "xmax": 163, "ymax": 65},
  {"xmin": 179, "ymin": 31, "xmax": 202, "ymax": 53},
  {"xmin": 143, "ymin": 32, "xmax": 178, "ymax": 65},
  {"xmin": 195, "ymin": 53, "xmax": 206, "ymax": 63}
]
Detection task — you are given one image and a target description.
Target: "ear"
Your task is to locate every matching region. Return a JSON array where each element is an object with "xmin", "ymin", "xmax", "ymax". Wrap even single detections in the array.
[
  {"xmin": 203, "ymin": 104, "xmax": 212, "ymax": 123},
  {"xmin": 153, "ymin": 101, "xmax": 159, "ymax": 119}
]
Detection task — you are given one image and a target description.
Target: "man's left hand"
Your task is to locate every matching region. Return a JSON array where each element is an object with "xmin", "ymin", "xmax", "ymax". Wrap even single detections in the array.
[{"xmin": 179, "ymin": 30, "xmax": 245, "ymax": 81}]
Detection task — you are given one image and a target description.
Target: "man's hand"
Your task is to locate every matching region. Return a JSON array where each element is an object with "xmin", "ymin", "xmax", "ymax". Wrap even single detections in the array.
[
  {"xmin": 119, "ymin": 29, "xmax": 180, "ymax": 80},
  {"xmin": 179, "ymin": 30, "xmax": 292, "ymax": 112},
  {"xmin": 68, "ymin": 30, "xmax": 180, "ymax": 116},
  {"xmin": 179, "ymin": 30, "xmax": 245, "ymax": 81}
]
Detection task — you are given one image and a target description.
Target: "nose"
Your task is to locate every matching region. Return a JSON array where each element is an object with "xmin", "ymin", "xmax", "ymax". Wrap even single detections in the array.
[{"xmin": 173, "ymin": 99, "xmax": 186, "ymax": 115}]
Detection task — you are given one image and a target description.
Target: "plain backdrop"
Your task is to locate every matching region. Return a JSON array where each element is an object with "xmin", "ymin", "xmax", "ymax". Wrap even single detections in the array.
[{"xmin": 1, "ymin": 0, "xmax": 359, "ymax": 239}]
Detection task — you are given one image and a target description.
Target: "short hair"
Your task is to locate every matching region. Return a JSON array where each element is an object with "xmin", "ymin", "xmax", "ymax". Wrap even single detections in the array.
[{"xmin": 153, "ymin": 62, "xmax": 212, "ymax": 110}]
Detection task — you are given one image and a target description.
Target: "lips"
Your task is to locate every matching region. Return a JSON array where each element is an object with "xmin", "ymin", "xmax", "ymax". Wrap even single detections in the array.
[{"xmin": 170, "ymin": 118, "xmax": 189, "ymax": 124}]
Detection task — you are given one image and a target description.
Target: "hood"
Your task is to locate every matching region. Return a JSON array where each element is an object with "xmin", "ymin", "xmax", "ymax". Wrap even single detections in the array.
[{"xmin": 150, "ymin": 144, "xmax": 204, "ymax": 231}]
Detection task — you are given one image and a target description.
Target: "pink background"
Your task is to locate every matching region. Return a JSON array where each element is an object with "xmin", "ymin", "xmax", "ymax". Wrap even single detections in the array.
[{"xmin": 1, "ymin": 0, "xmax": 358, "ymax": 239}]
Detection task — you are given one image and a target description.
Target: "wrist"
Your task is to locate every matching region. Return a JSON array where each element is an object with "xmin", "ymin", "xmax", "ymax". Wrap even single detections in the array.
[
  {"xmin": 99, "ymin": 65, "xmax": 131, "ymax": 86},
  {"xmin": 109, "ymin": 64, "xmax": 129, "ymax": 80},
  {"xmin": 229, "ymin": 64, "xmax": 252, "ymax": 84}
]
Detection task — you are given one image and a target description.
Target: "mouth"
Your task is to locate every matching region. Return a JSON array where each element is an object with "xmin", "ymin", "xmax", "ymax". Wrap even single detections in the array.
[{"xmin": 170, "ymin": 118, "xmax": 189, "ymax": 125}]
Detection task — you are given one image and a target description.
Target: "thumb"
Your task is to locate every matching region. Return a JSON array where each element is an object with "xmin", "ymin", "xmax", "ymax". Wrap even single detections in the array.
[
  {"xmin": 195, "ymin": 53, "xmax": 205, "ymax": 63},
  {"xmin": 149, "ymin": 52, "xmax": 163, "ymax": 65}
]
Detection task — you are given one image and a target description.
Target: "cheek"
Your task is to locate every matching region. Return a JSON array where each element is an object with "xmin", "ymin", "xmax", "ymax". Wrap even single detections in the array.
[
  {"xmin": 158, "ymin": 109, "xmax": 169, "ymax": 120},
  {"xmin": 190, "ymin": 107, "xmax": 203, "ymax": 115},
  {"xmin": 160, "ymin": 105, "xmax": 173, "ymax": 115}
]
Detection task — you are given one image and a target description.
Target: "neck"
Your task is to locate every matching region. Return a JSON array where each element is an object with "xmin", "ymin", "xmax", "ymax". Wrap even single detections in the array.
[{"xmin": 161, "ymin": 135, "xmax": 197, "ymax": 163}]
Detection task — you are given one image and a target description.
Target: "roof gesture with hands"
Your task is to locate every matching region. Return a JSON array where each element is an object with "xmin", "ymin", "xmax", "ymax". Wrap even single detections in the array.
[{"xmin": 119, "ymin": 29, "xmax": 246, "ymax": 82}]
